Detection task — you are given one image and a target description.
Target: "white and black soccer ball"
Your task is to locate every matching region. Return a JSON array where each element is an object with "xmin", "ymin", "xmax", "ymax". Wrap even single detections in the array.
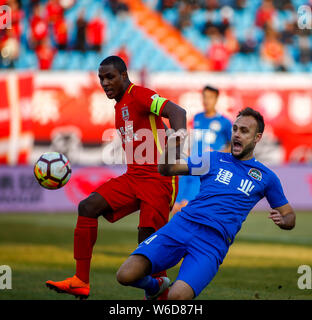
[{"xmin": 34, "ymin": 152, "xmax": 72, "ymax": 189}]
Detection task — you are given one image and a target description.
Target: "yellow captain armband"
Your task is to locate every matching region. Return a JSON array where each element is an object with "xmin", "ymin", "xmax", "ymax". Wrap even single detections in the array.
[{"xmin": 150, "ymin": 95, "xmax": 167, "ymax": 116}]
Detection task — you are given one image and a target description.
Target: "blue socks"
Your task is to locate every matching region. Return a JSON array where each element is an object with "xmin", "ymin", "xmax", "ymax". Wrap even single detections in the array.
[{"xmin": 131, "ymin": 275, "xmax": 159, "ymax": 295}]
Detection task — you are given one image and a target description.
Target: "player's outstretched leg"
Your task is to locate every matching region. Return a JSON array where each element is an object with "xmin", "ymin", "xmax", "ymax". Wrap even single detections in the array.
[
  {"xmin": 46, "ymin": 192, "xmax": 112, "ymax": 299},
  {"xmin": 117, "ymin": 255, "xmax": 171, "ymax": 300},
  {"xmin": 138, "ymin": 227, "xmax": 169, "ymax": 300},
  {"xmin": 167, "ymin": 280, "xmax": 194, "ymax": 300}
]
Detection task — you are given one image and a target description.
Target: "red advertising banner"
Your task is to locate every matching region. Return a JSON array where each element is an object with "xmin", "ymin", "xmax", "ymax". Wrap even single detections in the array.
[
  {"xmin": 0, "ymin": 72, "xmax": 311, "ymax": 166},
  {"xmin": 31, "ymin": 72, "xmax": 312, "ymax": 164},
  {"xmin": 0, "ymin": 73, "xmax": 33, "ymax": 164}
]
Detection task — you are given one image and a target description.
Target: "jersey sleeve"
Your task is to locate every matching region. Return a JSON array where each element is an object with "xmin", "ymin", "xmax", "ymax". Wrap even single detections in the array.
[
  {"xmin": 265, "ymin": 171, "xmax": 289, "ymax": 208},
  {"xmin": 187, "ymin": 151, "xmax": 213, "ymax": 176},
  {"xmin": 131, "ymin": 85, "xmax": 168, "ymax": 116}
]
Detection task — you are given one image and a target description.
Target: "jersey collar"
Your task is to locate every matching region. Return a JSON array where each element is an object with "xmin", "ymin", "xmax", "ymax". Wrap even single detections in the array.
[{"xmin": 229, "ymin": 153, "xmax": 256, "ymax": 165}]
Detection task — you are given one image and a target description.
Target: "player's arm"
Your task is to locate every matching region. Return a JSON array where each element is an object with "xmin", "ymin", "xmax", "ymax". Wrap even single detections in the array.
[
  {"xmin": 134, "ymin": 87, "xmax": 186, "ymax": 133},
  {"xmin": 158, "ymin": 131, "xmax": 189, "ymax": 176},
  {"xmin": 268, "ymin": 203, "xmax": 296, "ymax": 230},
  {"xmin": 161, "ymin": 101, "xmax": 186, "ymax": 132}
]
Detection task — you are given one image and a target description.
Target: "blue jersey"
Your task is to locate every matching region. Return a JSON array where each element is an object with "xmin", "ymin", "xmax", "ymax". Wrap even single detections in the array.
[
  {"xmin": 181, "ymin": 151, "xmax": 289, "ymax": 243},
  {"xmin": 192, "ymin": 112, "xmax": 232, "ymax": 155},
  {"xmin": 176, "ymin": 112, "xmax": 232, "ymax": 203}
]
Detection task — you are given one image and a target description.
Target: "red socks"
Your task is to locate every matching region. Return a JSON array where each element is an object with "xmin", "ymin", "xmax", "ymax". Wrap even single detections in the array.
[{"xmin": 74, "ymin": 216, "xmax": 98, "ymax": 284}]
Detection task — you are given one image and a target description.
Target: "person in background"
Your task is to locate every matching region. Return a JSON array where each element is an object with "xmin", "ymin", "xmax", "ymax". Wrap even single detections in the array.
[
  {"xmin": 115, "ymin": 45, "xmax": 130, "ymax": 68},
  {"xmin": 207, "ymin": 30, "xmax": 231, "ymax": 72},
  {"xmin": 29, "ymin": 4, "xmax": 49, "ymax": 49},
  {"xmin": 75, "ymin": 9, "xmax": 87, "ymax": 52},
  {"xmin": 53, "ymin": 15, "xmax": 68, "ymax": 50},
  {"xmin": 87, "ymin": 12, "xmax": 105, "ymax": 52},
  {"xmin": 0, "ymin": 29, "xmax": 20, "ymax": 68},
  {"xmin": 255, "ymin": 0, "xmax": 276, "ymax": 28},
  {"xmin": 45, "ymin": 0, "xmax": 64, "ymax": 25},
  {"xmin": 35, "ymin": 36, "xmax": 55, "ymax": 70},
  {"xmin": 260, "ymin": 25, "xmax": 288, "ymax": 71},
  {"xmin": 9, "ymin": 0, "xmax": 24, "ymax": 41},
  {"xmin": 172, "ymin": 85, "xmax": 232, "ymax": 214}
]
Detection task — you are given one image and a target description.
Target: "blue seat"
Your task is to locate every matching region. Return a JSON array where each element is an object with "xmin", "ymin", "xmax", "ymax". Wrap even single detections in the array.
[
  {"xmin": 52, "ymin": 51, "xmax": 69, "ymax": 70},
  {"xmin": 163, "ymin": 8, "xmax": 178, "ymax": 26}
]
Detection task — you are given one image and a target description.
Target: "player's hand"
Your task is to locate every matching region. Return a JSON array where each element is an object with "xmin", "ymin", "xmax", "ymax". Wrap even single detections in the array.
[
  {"xmin": 166, "ymin": 129, "xmax": 187, "ymax": 149},
  {"xmin": 268, "ymin": 209, "xmax": 285, "ymax": 227}
]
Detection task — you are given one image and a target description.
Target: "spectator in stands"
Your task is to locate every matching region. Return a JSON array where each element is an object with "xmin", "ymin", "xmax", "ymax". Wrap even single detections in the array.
[
  {"xmin": 240, "ymin": 29, "xmax": 258, "ymax": 54},
  {"xmin": 75, "ymin": 9, "xmax": 87, "ymax": 52},
  {"xmin": 46, "ymin": 0, "xmax": 64, "ymax": 25},
  {"xmin": 0, "ymin": 29, "xmax": 20, "ymax": 68},
  {"xmin": 260, "ymin": 26, "xmax": 288, "ymax": 71},
  {"xmin": 202, "ymin": 5, "xmax": 233, "ymax": 37},
  {"xmin": 234, "ymin": 0, "xmax": 246, "ymax": 10},
  {"xmin": 205, "ymin": 0, "xmax": 220, "ymax": 11},
  {"xmin": 176, "ymin": 1, "xmax": 193, "ymax": 30},
  {"xmin": 298, "ymin": 36, "xmax": 312, "ymax": 65},
  {"xmin": 116, "ymin": 45, "xmax": 130, "ymax": 68},
  {"xmin": 224, "ymin": 26, "xmax": 239, "ymax": 55},
  {"xmin": 280, "ymin": 21, "xmax": 296, "ymax": 45},
  {"xmin": 35, "ymin": 36, "xmax": 55, "ymax": 70},
  {"xmin": 87, "ymin": 13, "xmax": 105, "ymax": 52},
  {"xmin": 53, "ymin": 16, "xmax": 68, "ymax": 50},
  {"xmin": 207, "ymin": 30, "xmax": 231, "ymax": 71},
  {"xmin": 158, "ymin": 0, "xmax": 177, "ymax": 11},
  {"xmin": 108, "ymin": 0, "xmax": 129, "ymax": 15},
  {"xmin": 9, "ymin": 0, "xmax": 24, "ymax": 40},
  {"xmin": 29, "ymin": 4, "xmax": 49, "ymax": 49},
  {"xmin": 218, "ymin": 5, "xmax": 234, "ymax": 35},
  {"xmin": 256, "ymin": 0, "xmax": 276, "ymax": 29},
  {"xmin": 272, "ymin": 0, "xmax": 293, "ymax": 11}
]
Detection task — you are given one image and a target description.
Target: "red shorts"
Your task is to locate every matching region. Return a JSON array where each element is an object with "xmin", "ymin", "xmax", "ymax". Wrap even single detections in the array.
[{"xmin": 94, "ymin": 172, "xmax": 178, "ymax": 231}]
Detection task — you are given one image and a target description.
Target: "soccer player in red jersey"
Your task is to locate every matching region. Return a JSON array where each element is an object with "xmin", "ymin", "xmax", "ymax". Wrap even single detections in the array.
[{"xmin": 46, "ymin": 56, "xmax": 187, "ymax": 299}]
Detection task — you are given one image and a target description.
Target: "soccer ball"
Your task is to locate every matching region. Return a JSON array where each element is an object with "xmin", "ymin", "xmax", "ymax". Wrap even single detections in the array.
[{"xmin": 34, "ymin": 152, "xmax": 72, "ymax": 189}]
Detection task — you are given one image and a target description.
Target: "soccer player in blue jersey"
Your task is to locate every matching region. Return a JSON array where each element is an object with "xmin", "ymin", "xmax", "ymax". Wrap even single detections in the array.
[
  {"xmin": 116, "ymin": 107, "xmax": 296, "ymax": 300},
  {"xmin": 174, "ymin": 85, "xmax": 232, "ymax": 212}
]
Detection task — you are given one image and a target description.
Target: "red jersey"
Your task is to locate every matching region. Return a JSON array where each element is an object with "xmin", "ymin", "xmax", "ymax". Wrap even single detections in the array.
[{"xmin": 114, "ymin": 83, "xmax": 169, "ymax": 176}]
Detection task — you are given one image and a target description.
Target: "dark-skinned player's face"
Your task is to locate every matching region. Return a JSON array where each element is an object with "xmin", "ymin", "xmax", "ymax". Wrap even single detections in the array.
[
  {"xmin": 231, "ymin": 116, "xmax": 262, "ymax": 159},
  {"xmin": 98, "ymin": 64, "xmax": 127, "ymax": 100}
]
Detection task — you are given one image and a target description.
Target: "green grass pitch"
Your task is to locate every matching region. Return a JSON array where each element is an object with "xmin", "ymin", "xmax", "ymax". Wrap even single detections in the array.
[{"xmin": 0, "ymin": 211, "xmax": 312, "ymax": 300}]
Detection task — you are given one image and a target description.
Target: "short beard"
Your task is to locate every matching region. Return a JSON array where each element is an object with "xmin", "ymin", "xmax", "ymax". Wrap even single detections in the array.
[{"xmin": 231, "ymin": 141, "xmax": 255, "ymax": 160}]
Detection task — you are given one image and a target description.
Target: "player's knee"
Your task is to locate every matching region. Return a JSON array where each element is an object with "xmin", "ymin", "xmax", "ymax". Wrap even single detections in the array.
[
  {"xmin": 168, "ymin": 290, "xmax": 186, "ymax": 300},
  {"xmin": 168, "ymin": 287, "xmax": 194, "ymax": 300},
  {"xmin": 78, "ymin": 198, "xmax": 97, "ymax": 218},
  {"xmin": 116, "ymin": 267, "xmax": 135, "ymax": 286}
]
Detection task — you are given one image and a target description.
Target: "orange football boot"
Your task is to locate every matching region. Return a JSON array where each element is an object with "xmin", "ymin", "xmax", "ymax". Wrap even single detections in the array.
[{"xmin": 46, "ymin": 275, "xmax": 90, "ymax": 299}]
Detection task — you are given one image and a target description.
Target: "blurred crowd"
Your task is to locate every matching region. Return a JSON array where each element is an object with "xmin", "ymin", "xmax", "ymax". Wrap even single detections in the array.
[
  {"xmin": 0, "ymin": 0, "xmax": 311, "ymax": 71},
  {"xmin": 151, "ymin": 0, "xmax": 312, "ymax": 71},
  {"xmin": 0, "ymin": 0, "xmax": 129, "ymax": 69}
]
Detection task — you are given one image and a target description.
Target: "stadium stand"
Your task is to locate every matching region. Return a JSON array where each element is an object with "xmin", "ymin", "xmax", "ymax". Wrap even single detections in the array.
[{"xmin": 0, "ymin": 0, "xmax": 311, "ymax": 72}]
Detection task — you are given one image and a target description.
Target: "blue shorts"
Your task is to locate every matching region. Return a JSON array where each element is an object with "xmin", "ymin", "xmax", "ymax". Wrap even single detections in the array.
[{"xmin": 131, "ymin": 212, "xmax": 230, "ymax": 297}]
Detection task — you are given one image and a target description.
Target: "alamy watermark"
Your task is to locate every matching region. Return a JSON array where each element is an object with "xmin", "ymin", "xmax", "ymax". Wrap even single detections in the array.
[
  {"xmin": 101, "ymin": 125, "xmax": 212, "ymax": 175},
  {"xmin": 297, "ymin": 5, "xmax": 312, "ymax": 30},
  {"xmin": 0, "ymin": 5, "xmax": 11, "ymax": 29},
  {"xmin": 297, "ymin": 265, "xmax": 312, "ymax": 289},
  {"xmin": 0, "ymin": 265, "xmax": 12, "ymax": 290}
]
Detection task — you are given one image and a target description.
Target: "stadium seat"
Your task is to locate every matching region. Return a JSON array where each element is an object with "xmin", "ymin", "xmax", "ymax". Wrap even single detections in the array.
[{"xmin": 11, "ymin": 0, "xmax": 312, "ymax": 72}]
